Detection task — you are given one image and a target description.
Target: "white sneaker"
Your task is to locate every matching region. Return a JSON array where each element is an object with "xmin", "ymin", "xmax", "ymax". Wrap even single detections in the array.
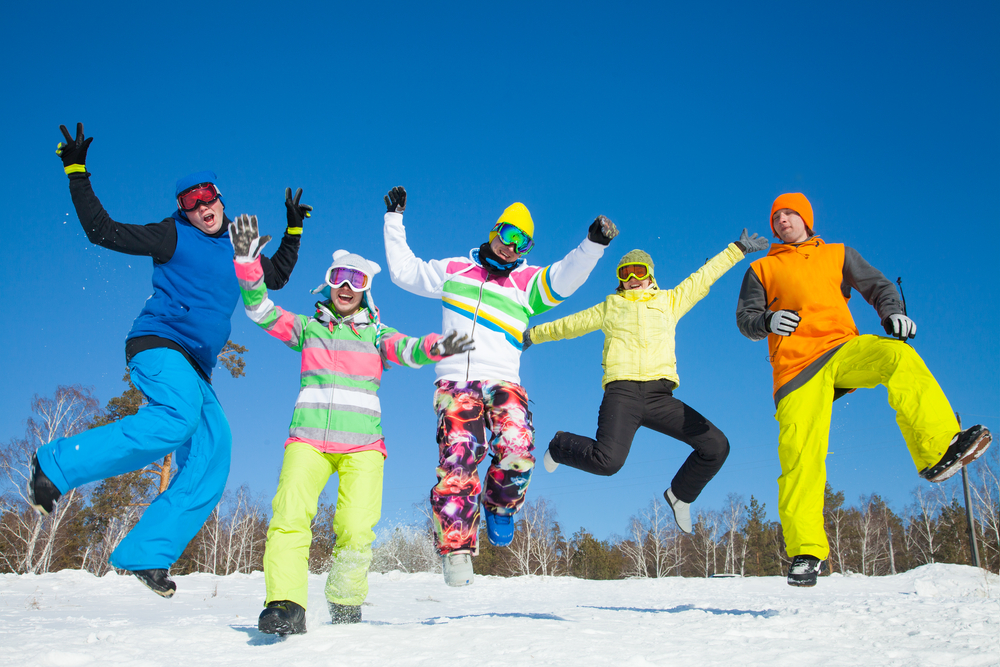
[
  {"xmin": 543, "ymin": 449, "xmax": 559, "ymax": 473},
  {"xmin": 664, "ymin": 488, "xmax": 692, "ymax": 534},
  {"xmin": 442, "ymin": 551, "xmax": 474, "ymax": 587}
]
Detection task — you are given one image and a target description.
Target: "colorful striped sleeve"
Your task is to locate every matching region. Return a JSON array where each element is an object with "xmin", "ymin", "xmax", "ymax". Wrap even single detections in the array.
[
  {"xmin": 526, "ymin": 237, "xmax": 604, "ymax": 315},
  {"xmin": 378, "ymin": 324, "xmax": 445, "ymax": 368},
  {"xmin": 234, "ymin": 257, "xmax": 309, "ymax": 352}
]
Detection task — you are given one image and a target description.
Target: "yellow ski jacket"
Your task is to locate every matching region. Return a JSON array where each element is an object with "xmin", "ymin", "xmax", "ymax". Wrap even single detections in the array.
[{"xmin": 529, "ymin": 244, "xmax": 746, "ymax": 388}]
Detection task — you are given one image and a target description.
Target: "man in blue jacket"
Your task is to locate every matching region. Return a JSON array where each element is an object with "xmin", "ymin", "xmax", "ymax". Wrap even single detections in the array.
[{"xmin": 28, "ymin": 123, "xmax": 309, "ymax": 597}]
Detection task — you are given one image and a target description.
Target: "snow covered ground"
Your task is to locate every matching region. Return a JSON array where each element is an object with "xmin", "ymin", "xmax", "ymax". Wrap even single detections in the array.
[{"xmin": 1, "ymin": 564, "xmax": 997, "ymax": 666}]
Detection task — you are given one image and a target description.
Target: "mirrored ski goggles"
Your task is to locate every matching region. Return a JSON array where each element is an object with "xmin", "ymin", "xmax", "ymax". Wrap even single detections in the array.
[
  {"xmin": 617, "ymin": 263, "xmax": 652, "ymax": 282},
  {"xmin": 177, "ymin": 183, "xmax": 222, "ymax": 212},
  {"xmin": 326, "ymin": 266, "xmax": 370, "ymax": 292},
  {"xmin": 491, "ymin": 222, "xmax": 534, "ymax": 254}
]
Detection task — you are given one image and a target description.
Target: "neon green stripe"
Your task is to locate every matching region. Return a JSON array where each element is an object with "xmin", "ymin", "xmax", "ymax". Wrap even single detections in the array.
[
  {"xmin": 64, "ymin": 164, "xmax": 86, "ymax": 174},
  {"xmin": 286, "ymin": 227, "xmax": 303, "ymax": 235}
]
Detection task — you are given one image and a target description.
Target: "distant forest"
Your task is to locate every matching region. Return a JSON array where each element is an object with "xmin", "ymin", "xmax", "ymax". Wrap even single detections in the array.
[{"xmin": 3, "ymin": 384, "xmax": 997, "ymax": 579}]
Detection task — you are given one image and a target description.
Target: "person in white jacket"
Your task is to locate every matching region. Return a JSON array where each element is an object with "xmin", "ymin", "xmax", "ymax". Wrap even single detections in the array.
[{"xmin": 382, "ymin": 186, "xmax": 618, "ymax": 586}]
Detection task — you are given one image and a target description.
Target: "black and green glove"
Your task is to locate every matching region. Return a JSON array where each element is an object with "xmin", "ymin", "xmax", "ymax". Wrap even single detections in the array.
[
  {"xmin": 285, "ymin": 187, "xmax": 313, "ymax": 236},
  {"xmin": 56, "ymin": 123, "xmax": 93, "ymax": 175}
]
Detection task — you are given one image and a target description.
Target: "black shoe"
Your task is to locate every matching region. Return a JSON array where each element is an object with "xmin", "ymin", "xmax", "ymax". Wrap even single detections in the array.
[
  {"xmin": 130, "ymin": 569, "xmax": 177, "ymax": 598},
  {"xmin": 787, "ymin": 555, "xmax": 825, "ymax": 587},
  {"xmin": 328, "ymin": 601, "xmax": 362, "ymax": 624},
  {"xmin": 259, "ymin": 600, "xmax": 307, "ymax": 635},
  {"xmin": 28, "ymin": 453, "xmax": 61, "ymax": 516},
  {"xmin": 919, "ymin": 425, "xmax": 993, "ymax": 483}
]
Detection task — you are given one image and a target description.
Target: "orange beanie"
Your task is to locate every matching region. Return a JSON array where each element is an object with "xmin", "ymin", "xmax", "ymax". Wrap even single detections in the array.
[{"xmin": 770, "ymin": 193, "xmax": 814, "ymax": 237}]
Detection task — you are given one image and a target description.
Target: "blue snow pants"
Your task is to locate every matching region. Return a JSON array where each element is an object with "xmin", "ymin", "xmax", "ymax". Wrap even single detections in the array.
[{"xmin": 36, "ymin": 348, "xmax": 232, "ymax": 570}]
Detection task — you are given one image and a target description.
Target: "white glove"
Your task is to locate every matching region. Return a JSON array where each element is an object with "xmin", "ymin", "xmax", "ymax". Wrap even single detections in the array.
[
  {"xmin": 768, "ymin": 310, "xmax": 801, "ymax": 336},
  {"xmin": 883, "ymin": 313, "xmax": 917, "ymax": 340}
]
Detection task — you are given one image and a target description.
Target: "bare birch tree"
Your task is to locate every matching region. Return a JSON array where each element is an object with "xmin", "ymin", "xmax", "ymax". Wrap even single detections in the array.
[{"xmin": 0, "ymin": 386, "xmax": 100, "ymax": 573}]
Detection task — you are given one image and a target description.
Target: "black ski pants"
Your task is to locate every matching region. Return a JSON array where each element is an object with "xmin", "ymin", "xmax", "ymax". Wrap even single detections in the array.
[{"xmin": 548, "ymin": 379, "xmax": 730, "ymax": 503}]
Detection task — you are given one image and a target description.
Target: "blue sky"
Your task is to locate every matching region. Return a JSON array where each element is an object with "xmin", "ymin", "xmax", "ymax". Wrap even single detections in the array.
[{"xmin": 2, "ymin": 1, "xmax": 997, "ymax": 541}]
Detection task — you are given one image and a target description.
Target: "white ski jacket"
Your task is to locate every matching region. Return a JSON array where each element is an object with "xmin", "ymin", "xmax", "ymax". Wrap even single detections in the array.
[{"xmin": 383, "ymin": 211, "xmax": 605, "ymax": 384}]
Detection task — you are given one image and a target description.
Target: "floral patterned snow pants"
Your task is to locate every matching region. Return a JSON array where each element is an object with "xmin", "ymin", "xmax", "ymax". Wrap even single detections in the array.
[{"xmin": 431, "ymin": 379, "xmax": 535, "ymax": 554}]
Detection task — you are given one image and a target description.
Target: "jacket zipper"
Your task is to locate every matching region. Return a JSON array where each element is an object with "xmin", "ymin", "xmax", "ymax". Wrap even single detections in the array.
[{"xmin": 466, "ymin": 281, "xmax": 486, "ymax": 381}]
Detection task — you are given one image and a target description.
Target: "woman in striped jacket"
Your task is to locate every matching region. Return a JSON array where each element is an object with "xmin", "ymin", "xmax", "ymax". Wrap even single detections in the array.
[{"xmin": 230, "ymin": 216, "xmax": 472, "ymax": 635}]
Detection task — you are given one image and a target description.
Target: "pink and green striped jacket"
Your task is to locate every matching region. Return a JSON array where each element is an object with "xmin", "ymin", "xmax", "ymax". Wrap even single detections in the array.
[{"xmin": 235, "ymin": 257, "xmax": 444, "ymax": 456}]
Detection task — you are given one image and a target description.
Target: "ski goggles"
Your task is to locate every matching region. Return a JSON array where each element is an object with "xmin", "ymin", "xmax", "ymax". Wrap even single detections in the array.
[
  {"xmin": 491, "ymin": 222, "xmax": 534, "ymax": 254},
  {"xmin": 177, "ymin": 183, "xmax": 222, "ymax": 212},
  {"xmin": 617, "ymin": 263, "xmax": 652, "ymax": 282},
  {"xmin": 326, "ymin": 266, "xmax": 370, "ymax": 292}
]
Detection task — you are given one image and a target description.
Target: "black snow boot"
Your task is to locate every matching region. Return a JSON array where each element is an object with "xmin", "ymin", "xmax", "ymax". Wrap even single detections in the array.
[
  {"xmin": 786, "ymin": 555, "xmax": 825, "ymax": 587},
  {"xmin": 328, "ymin": 601, "xmax": 362, "ymax": 624},
  {"xmin": 130, "ymin": 569, "xmax": 177, "ymax": 598},
  {"xmin": 919, "ymin": 425, "xmax": 992, "ymax": 483},
  {"xmin": 28, "ymin": 453, "xmax": 61, "ymax": 516},
  {"xmin": 259, "ymin": 600, "xmax": 307, "ymax": 635}
]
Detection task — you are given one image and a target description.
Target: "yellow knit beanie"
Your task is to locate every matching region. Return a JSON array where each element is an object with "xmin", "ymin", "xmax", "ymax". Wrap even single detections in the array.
[{"xmin": 490, "ymin": 202, "xmax": 535, "ymax": 242}]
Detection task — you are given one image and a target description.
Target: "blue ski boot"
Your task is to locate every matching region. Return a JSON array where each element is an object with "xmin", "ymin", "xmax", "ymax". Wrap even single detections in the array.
[{"xmin": 484, "ymin": 508, "xmax": 514, "ymax": 547}]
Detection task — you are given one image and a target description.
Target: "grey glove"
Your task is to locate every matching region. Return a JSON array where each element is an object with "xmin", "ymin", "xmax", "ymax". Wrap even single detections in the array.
[
  {"xmin": 522, "ymin": 328, "xmax": 533, "ymax": 350},
  {"xmin": 882, "ymin": 313, "xmax": 916, "ymax": 340},
  {"xmin": 767, "ymin": 310, "xmax": 800, "ymax": 336},
  {"xmin": 587, "ymin": 215, "xmax": 619, "ymax": 245},
  {"xmin": 385, "ymin": 186, "xmax": 406, "ymax": 213},
  {"xmin": 734, "ymin": 229, "xmax": 769, "ymax": 255},
  {"xmin": 229, "ymin": 214, "xmax": 272, "ymax": 263},
  {"xmin": 431, "ymin": 330, "xmax": 475, "ymax": 357}
]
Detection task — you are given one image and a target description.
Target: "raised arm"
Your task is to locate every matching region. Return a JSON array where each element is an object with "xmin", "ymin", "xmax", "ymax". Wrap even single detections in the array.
[
  {"xmin": 525, "ymin": 215, "xmax": 617, "ymax": 316},
  {"xmin": 382, "ymin": 187, "xmax": 451, "ymax": 297},
  {"xmin": 257, "ymin": 187, "xmax": 310, "ymax": 290},
  {"xmin": 58, "ymin": 123, "xmax": 178, "ymax": 262},
  {"xmin": 231, "ymin": 214, "xmax": 309, "ymax": 351},
  {"xmin": 668, "ymin": 230, "xmax": 767, "ymax": 319}
]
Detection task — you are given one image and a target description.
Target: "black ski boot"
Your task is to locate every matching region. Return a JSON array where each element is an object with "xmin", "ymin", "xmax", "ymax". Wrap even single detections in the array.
[
  {"xmin": 130, "ymin": 569, "xmax": 177, "ymax": 598},
  {"xmin": 328, "ymin": 601, "xmax": 362, "ymax": 624},
  {"xmin": 919, "ymin": 425, "xmax": 992, "ymax": 483},
  {"xmin": 28, "ymin": 453, "xmax": 61, "ymax": 516},
  {"xmin": 259, "ymin": 600, "xmax": 307, "ymax": 635},
  {"xmin": 786, "ymin": 555, "xmax": 825, "ymax": 587}
]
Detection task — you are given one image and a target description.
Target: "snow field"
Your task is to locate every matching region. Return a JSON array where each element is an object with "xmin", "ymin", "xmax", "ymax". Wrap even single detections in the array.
[{"xmin": 0, "ymin": 563, "xmax": 997, "ymax": 666}]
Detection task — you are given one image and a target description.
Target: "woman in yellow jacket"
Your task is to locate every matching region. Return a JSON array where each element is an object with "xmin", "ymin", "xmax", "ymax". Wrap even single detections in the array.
[{"xmin": 523, "ymin": 231, "xmax": 769, "ymax": 533}]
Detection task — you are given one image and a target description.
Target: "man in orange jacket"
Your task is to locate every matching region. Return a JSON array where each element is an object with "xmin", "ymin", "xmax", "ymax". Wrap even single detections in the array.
[{"xmin": 736, "ymin": 192, "xmax": 991, "ymax": 587}]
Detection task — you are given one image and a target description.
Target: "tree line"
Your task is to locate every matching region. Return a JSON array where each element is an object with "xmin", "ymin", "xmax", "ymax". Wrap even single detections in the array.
[{"xmin": 2, "ymin": 383, "xmax": 997, "ymax": 579}]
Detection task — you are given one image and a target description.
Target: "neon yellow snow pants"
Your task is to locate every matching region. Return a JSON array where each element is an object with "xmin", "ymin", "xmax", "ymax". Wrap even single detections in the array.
[
  {"xmin": 263, "ymin": 442, "xmax": 384, "ymax": 608},
  {"xmin": 774, "ymin": 335, "xmax": 958, "ymax": 560}
]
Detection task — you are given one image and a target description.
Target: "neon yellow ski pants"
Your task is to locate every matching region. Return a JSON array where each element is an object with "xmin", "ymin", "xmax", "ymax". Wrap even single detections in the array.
[
  {"xmin": 774, "ymin": 335, "xmax": 958, "ymax": 560},
  {"xmin": 263, "ymin": 442, "xmax": 384, "ymax": 608}
]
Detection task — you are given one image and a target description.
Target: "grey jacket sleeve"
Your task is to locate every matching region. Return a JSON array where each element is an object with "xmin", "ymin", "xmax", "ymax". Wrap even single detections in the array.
[
  {"xmin": 842, "ymin": 246, "xmax": 904, "ymax": 320},
  {"xmin": 736, "ymin": 267, "xmax": 771, "ymax": 341}
]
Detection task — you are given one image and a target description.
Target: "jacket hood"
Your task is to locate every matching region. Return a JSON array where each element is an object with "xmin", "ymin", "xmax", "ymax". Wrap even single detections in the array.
[{"xmin": 765, "ymin": 236, "xmax": 825, "ymax": 257}]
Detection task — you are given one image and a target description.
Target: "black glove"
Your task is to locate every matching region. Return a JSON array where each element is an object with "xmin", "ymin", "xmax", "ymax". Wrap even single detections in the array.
[
  {"xmin": 734, "ymin": 229, "xmax": 769, "ymax": 255},
  {"xmin": 587, "ymin": 215, "xmax": 618, "ymax": 245},
  {"xmin": 431, "ymin": 330, "xmax": 475, "ymax": 357},
  {"xmin": 385, "ymin": 186, "xmax": 407, "ymax": 213},
  {"xmin": 522, "ymin": 328, "xmax": 533, "ymax": 350},
  {"xmin": 285, "ymin": 187, "xmax": 313, "ymax": 235},
  {"xmin": 766, "ymin": 310, "xmax": 801, "ymax": 336},
  {"xmin": 229, "ymin": 214, "xmax": 272, "ymax": 262},
  {"xmin": 56, "ymin": 123, "xmax": 93, "ymax": 174}
]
